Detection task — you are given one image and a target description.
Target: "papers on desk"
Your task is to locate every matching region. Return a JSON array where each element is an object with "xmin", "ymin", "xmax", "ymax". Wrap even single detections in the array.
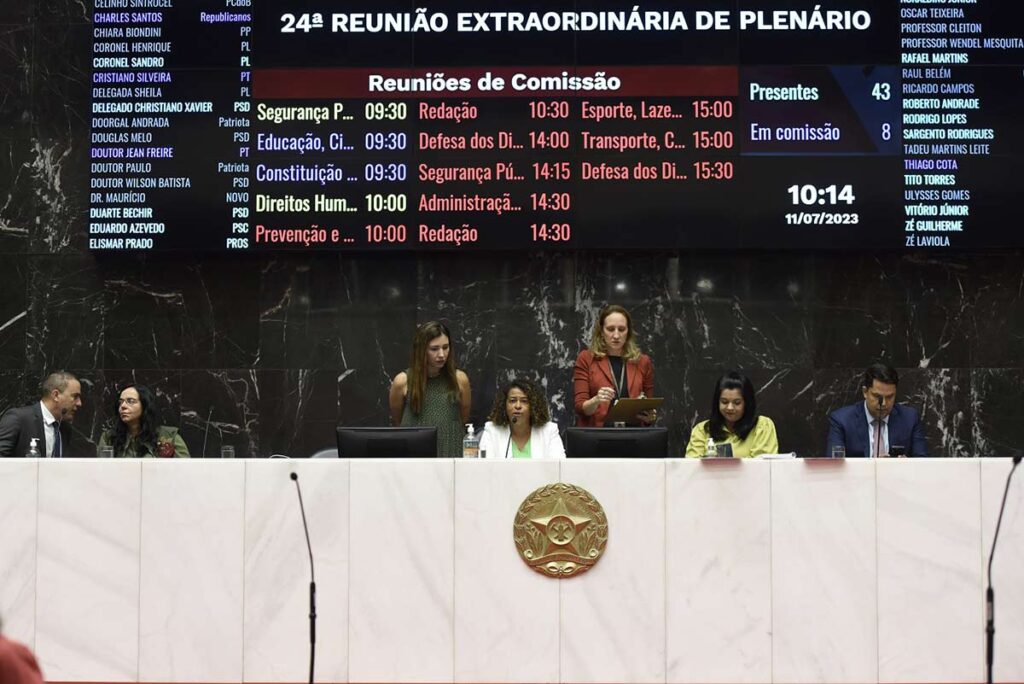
[{"xmin": 758, "ymin": 452, "xmax": 797, "ymax": 460}]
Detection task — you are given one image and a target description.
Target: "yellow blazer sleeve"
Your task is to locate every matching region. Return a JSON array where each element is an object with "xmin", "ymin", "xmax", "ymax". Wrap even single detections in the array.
[
  {"xmin": 747, "ymin": 416, "xmax": 779, "ymax": 456},
  {"xmin": 684, "ymin": 420, "xmax": 709, "ymax": 458}
]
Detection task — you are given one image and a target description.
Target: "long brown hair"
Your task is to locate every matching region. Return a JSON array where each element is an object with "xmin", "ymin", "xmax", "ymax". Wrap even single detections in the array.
[
  {"xmin": 408, "ymin": 320, "xmax": 460, "ymax": 415},
  {"xmin": 588, "ymin": 304, "xmax": 642, "ymax": 361}
]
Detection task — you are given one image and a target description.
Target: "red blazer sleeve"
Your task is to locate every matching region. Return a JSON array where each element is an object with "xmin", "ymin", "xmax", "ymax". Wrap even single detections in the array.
[
  {"xmin": 0, "ymin": 636, "xmax": 44, "ymax": 684},
  {"xmin": 573, "ymin": 350, "xmax": 596, "ymax": 425},
  {"xmin": 639, "ymin": 354, "xmax": 654, "ymax": 398}
]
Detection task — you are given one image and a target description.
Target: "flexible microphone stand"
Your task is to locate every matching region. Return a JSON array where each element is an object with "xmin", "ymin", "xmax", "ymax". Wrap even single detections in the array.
[
  {"xmin": 504, "ymin": 415, "xmax": 518, "ymax": 459},
  {"xmin": 290, "ymin": 472, "xmax": 317, "ymax": 684},
  {"xmin": 986, "ymin": 453, "xmax": 1022, "ymax": 684},
  {"xmin": 874, "ymin": 397, "xmax": 884, "ymax": 457}
]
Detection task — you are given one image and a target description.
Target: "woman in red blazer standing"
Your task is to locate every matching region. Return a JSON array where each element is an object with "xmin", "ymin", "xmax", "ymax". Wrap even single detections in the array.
[{"xmin": 573, "ymin": 304, "xmax": 656, "ymax": 427}]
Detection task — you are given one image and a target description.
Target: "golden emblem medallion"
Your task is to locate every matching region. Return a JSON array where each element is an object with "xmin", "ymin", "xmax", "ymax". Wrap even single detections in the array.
[{"xmin": 513, "ymin": 483, "xmax": 608, "ymax": 578}]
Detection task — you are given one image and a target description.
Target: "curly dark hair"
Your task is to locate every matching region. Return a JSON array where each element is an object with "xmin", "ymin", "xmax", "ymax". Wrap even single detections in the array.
[
  {"xmin": 111, "ymin": 384, "xmax": 163, "ymax": 456},
  {"xmin": 487, "ymin": 377, "xmax": 551, "ymax": 427}
]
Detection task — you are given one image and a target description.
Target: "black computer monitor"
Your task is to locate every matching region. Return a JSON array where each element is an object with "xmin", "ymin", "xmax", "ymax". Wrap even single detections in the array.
[
  {"xmin": 335, "ymin": 427, "xmax": 438, "ymax": 458},
  {"xmin": 565, "ymin": 427, "xmax": 669, "ymax": 458}
]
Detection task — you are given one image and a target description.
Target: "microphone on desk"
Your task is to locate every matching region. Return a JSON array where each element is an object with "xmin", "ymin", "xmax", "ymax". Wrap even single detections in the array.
[
  {"xmin": 874, "ymin": 396, "xmax": 884, "ymax": 458},
  {"xmin": 986, "ymin": 454, "xmax": 1021, "ymax": 684},
  {"xmin": 290, "ymin": 472, "xmax": 317, "ymax": 684},
  {"xmin": 504, "ymin": 415, "xmax": 517, "ymax": 459},
  {"xmin": 200, "ymin": 407, "xmax": 213, "ymax": 459}
]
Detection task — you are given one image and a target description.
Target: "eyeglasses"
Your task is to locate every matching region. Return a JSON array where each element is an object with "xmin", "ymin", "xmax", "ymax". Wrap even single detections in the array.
[{"xmin": 118, "ymin": 398, "xmax": 139, "ymax": 406}]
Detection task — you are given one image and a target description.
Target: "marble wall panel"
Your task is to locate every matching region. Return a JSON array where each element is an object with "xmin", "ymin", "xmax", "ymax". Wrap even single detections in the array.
[
  {"xmin": 0, "ymin": 2, "xmax": 33, "ymax": 25},
  {"xmin": 453, "ymin": 459, "xmax": 560, "ymax": 683},
  {"xmin": 32, "ymin": 22, "xmax": 88, "ymax": 138},
  {"xmin": 29, "ymin": 17, "xmax": 90, "ymax": 255},
  {"xmin": 970, "ymin": 254, "xmax": 1024, "ymax": 367},
  {"xmin": 0, "ymin": 256, "xmax": 28, "ymax": 369},
  {"xmin": 33, "ymin": 0, "xmax": 90, "ymax": 25},
  {"xmin": 0, "ymin": 370, "xmax": 34, "ymax": 418},
  {"xmin": 876, "ymin": 459, "xmax": 983, "ymax": 683},
  {"xmin": 180, "ymin": 369, "xmax": 260, "ymax": 458},
  {"xmin": 102, "ymin": 259, "xmax": 191, "ymax": 370},
  {"xmin": 104, "ymin": 257, "xmax": 260, "ymax": 370},
  {"xmin": 666, "ymin": 459, "xmax": 771, "ymax": 684},
  {"xmin": 731, "ymin": 254, "xmax": 815, "ymax": 370},
  {"xmin": 972, "ymin": 368, "xmax": 1024, "ymax": 459},
  {"xmin": 813, "ymin": 254, "xmax": 973, "ymax": 369},
  {"xmin": 35, "ymin": 460, "xmax": 141, "ymax": 682},
  {"xmin": 897, "ymin": 367, "xmax": 972, "ymax": 458},
  {"xmin": 0, "ymin": 139, "xmax": 34, "ymax": 253},
  {"xmin": 257, "ymin": 369, "xmax": 344, "ymax": 458},
  {"xmin": 243, "ymin": 460, "xmax": 349, "ymax": 683},
  {"xmin": 258, "ymin": 255, "xmax": 346, "ymax": 370},
  {"xmin": 258, "ymin": 254, "xmax": 419, "ymax": 371},
  {"xmin": 138, "ymin": 460, "xmax": 246, "ymax": 682},
  {"xmin": 756, "ymin": 367, "xmax": 816, "ymax": 455},
  {"xmin": 0, "ymin": 24, "xmax": 33, "ymax": 140},
  {"xmin": 0, "ymin": 460, "xmax": 37, "ymax": 647},
  {"xmin": 348, "ymin": 459, "xmax": 454, "ymax": 682},
  {"xmin": 559, "ymin": 459, "xmax": 665, "ymax": 684},
  {"xmin": 771, "ymin": 460, "xmax": 878, "ymax": 684},
  {"xmin": 25, "ymin": 255, "xmax": 104, "ymax": 371}
]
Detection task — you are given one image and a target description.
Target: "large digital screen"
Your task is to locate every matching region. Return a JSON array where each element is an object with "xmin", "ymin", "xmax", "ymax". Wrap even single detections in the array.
[{"xmin": 87, "ymin": 1, "xmax": 1024, "ymax": 250}]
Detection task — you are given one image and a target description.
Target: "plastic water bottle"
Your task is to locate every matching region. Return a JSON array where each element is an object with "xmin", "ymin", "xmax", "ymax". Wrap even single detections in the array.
[
  {"xmin": 462, "ymin": 423, "xmax": 480, "ymax": 459},
  {"xmin": 705, "ymin": 437, "xmax": 717, "ymax": 458},
  {"xmin": 26, "ymin": 437, "xmax": 41, "ymax": 458}
]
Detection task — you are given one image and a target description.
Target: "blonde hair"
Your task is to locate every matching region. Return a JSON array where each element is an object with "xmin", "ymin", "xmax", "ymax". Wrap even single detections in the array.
[{"xmin": 588, "ymin": 304, "xmax": 642, "ymax": 361}]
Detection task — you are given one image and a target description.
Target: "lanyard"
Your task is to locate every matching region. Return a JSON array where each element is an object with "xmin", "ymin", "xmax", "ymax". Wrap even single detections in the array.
[{"xmin": 610, "ymin": 358, "xmax": 626, "ymax": 398}]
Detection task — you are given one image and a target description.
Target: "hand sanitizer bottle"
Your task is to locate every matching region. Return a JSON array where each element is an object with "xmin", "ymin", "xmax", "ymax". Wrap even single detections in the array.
[
  {"xmin": 705, "ymin": 437, "xmax": 717, "ymax": 458},
  {"xmin": 462, "ymin": 423, "xmax": 480, "ymax": 459},
  {"xmin": 27, "ymin": 437, "xmax": 41, "ymax": 458}
]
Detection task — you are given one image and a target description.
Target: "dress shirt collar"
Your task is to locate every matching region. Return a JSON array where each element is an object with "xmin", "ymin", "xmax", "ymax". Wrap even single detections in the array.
[
  {"xmin": 863, "ymin": 401, "xmax": 889, "ymax": 427},
  {"xmin": 40, "ymin": 401, "xmax": 59, "ymax": 427}
]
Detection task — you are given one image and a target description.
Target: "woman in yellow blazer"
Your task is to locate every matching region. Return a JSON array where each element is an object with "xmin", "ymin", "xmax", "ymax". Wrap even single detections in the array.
[{"xmin": 686, "ymin": 371, "xmax": 778, "ymax": 457}]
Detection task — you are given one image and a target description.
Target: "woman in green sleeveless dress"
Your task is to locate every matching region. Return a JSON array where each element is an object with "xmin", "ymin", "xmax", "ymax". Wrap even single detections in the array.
[{"xmin": 389, "ymin": 321, "xmax": 472, "ymax": 457}]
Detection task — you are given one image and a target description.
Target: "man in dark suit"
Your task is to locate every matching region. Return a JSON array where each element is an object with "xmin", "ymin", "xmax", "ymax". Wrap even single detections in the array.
[
  {"xmin": 0, "ymin": 371, "xmax": 81, "ymax": 458},
  {"xmin": 826, "ymin": 364, "xmax": 928, "ymax": 458}
]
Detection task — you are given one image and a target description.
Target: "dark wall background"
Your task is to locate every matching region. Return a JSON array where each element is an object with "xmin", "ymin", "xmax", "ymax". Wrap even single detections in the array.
[{"xmin": 1, "ymin": 3, "xmax": 1021, "ymax": 457}]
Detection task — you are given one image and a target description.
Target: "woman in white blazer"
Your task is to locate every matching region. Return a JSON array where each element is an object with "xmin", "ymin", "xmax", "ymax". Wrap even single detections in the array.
[{"xmin": 479, "ymin": 377, "xmax": 565, "ymax": 459}]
